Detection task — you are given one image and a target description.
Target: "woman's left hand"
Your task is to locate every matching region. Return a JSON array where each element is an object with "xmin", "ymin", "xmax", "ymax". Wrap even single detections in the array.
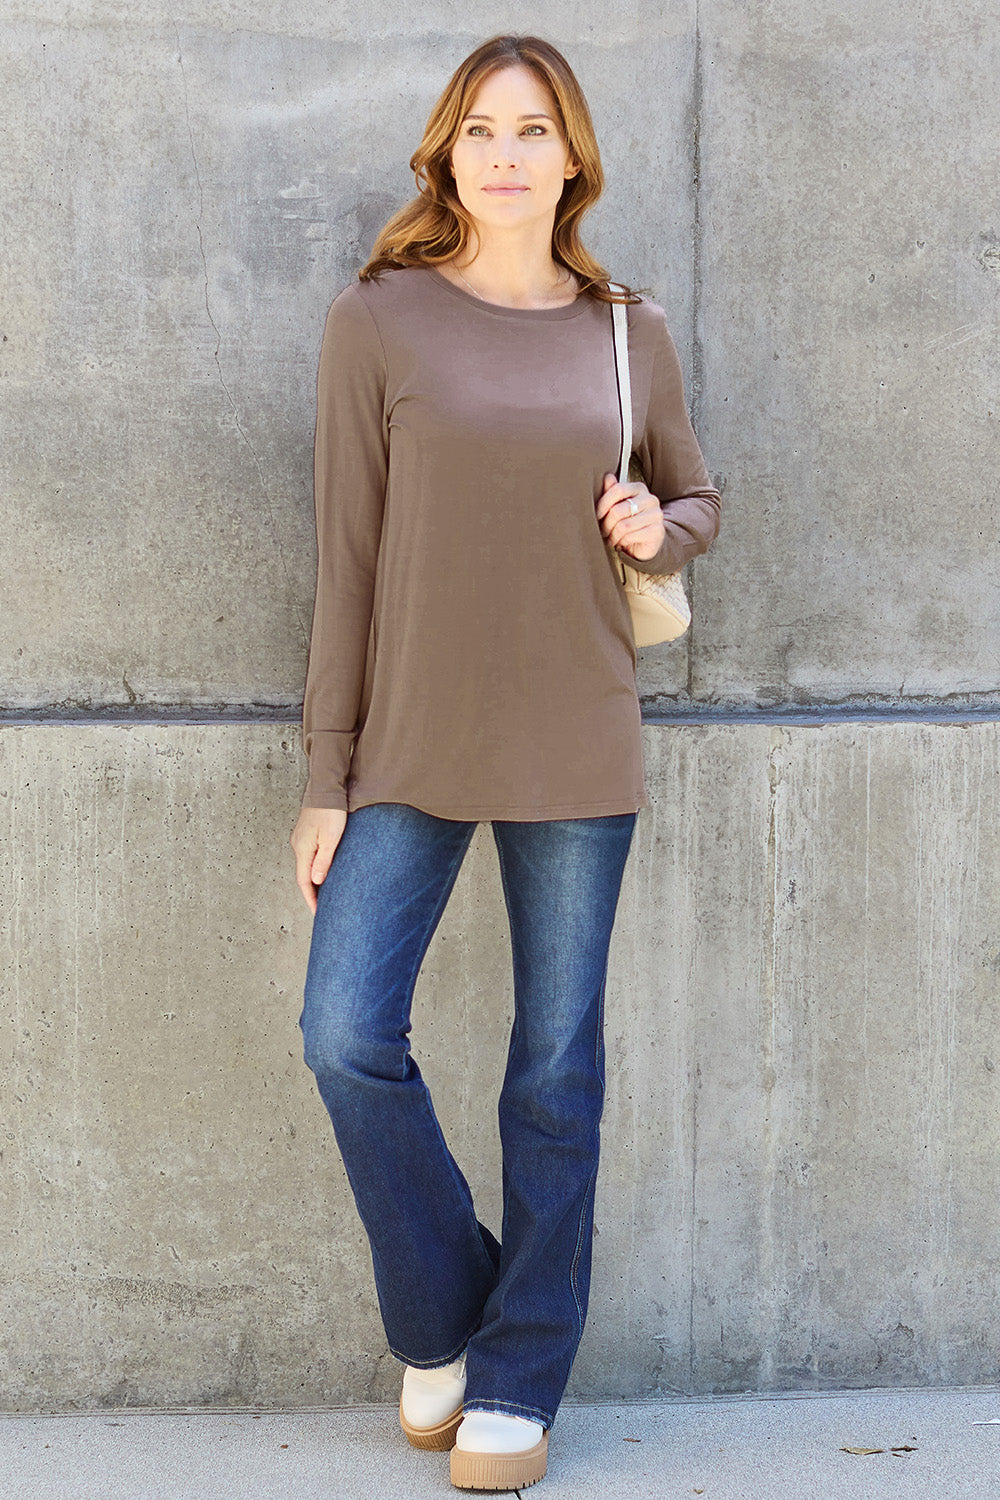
[{"xmin": 595, "ymin": 472, "xmax": 666, "ymax": 562}]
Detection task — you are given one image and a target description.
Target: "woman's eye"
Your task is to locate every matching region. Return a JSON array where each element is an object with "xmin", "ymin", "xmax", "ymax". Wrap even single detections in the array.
[{"xmin": 464, "ymin": 125, "xmax": 546, "ymax": 137}]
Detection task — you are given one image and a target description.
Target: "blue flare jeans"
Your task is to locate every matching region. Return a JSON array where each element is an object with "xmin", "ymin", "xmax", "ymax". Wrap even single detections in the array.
[{"xmin": 299, "ymin": 800, "xmax": 637, "ymax": 1429}]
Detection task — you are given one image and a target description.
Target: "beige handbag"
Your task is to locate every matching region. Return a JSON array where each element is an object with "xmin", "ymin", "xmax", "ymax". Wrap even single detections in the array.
[{"xmin": 609, "ymin": 286, "xmax": 691, "ymax": 647}]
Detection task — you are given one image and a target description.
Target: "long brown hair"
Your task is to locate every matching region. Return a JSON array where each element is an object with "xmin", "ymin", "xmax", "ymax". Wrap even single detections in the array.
[{"xmin": 358, "ymin": 34, "xmax": 644, "ymax": 306}]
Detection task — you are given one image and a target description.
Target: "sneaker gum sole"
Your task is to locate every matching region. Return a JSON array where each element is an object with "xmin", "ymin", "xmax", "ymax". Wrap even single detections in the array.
[
  {"xmin": 399, "ymin": 1397, "xmax": 464, "ymax": 1451},
  {"xmin": 449, "ymin": 1431, "xmax": 549, "ymax": 1491}
]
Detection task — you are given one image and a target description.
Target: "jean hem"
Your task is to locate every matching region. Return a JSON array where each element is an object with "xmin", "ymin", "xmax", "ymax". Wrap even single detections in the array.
[
  {"xmin": 389, "ymin": 1335, "xmax": 470, "ymax": 1370},
  {"xmin": 461, "ymin": 1398, "xmax": 554, "ymax": 1430}
]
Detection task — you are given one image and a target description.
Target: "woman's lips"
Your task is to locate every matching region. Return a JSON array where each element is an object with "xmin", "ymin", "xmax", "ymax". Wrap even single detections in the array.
[{"xmin": 482, "ymin": 185, "xmax": 528, "ymax": 193}]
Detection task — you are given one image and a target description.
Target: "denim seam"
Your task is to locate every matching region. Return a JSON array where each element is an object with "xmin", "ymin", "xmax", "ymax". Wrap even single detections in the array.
[
  {"xmin": 569, "ymin": 1159, "xmax": 599, "ymax": 1337},
  {"xmin": 570, "ymin": 964, "xmax": 610, "ymax": 1336},
  {"xmin": 593, "ymin": 960, "xmax": 609, "ymax": 1074},
  {"xmin": 389, "ymin": 1332, "xmax": 470, "ymax": 1369},
  {"xmin": 462, "ymin": 1397, "xmax": 553, "ymax": 1430},
  {"xmin": 490, "ymin": 828, "xmax": 522, "ymax": 1261}
]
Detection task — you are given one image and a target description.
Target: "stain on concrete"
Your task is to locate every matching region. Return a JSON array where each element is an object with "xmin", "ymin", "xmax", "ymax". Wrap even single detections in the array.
[
  {"xmin": 978, "ymin": 242, "xmax": 1000, "ymax": 278},
  {"xmin": 95, "ymin": 1277, "xmax": 257, "ymax": 1316}
]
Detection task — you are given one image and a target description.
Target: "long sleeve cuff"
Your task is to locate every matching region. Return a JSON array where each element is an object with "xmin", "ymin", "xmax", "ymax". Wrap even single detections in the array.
[
  {"xmin": 300, "ymin": 729, "xmax": 354, "ymax": 810},
  {"xmin": 616, "ymin": 487, "xmax": 722, "ymax": 576}
]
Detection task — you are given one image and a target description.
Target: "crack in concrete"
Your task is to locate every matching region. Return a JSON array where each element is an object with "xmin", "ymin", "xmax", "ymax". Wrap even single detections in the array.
[
  {"xmin": 174, "ymin": 25, "xmax": 309, "ymax": 650},
  {"xmin": 0, "ymin": 704, "xmax": 302, "ymax": 724},
  {"xmin": 687, "ymin": 0, "xmax": 704, "ymax": 704},
  {"xmin": 690, "ymin": 1, "xmax": 704, "ymax": 425},
  {"xmin": 5, "ymin": 698, "xmax": 1000, "ymax": 727},
  {"xmin": 757, "ymin": 728, "xmax": 787, "ymax": 1393},
  {"xmin": 689, "ymin": 1058, "xmax": 700, "ymax": 1393}
]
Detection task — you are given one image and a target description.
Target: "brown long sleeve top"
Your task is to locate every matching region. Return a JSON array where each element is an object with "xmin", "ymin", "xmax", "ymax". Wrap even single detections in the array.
[{"xmin": 300, "ymin": 265, "xmax": 721, "ymax": 819}]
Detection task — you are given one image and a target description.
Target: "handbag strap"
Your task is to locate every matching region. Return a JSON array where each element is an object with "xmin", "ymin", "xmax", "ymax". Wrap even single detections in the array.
[{"xmin": 609, "ymin": 284, "xmax": 632, "ymax": 483}]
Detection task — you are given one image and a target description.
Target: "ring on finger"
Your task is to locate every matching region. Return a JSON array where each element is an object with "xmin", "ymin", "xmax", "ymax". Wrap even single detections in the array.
[{"xmin": 628, "ymin": 497, "xmax": 638, "ymax": 517}]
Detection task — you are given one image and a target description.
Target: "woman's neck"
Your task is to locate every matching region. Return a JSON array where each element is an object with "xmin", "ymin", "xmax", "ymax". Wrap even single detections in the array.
[{"xmin": 440, "ymin": 241, "xmax": 578, "ymax": 309}]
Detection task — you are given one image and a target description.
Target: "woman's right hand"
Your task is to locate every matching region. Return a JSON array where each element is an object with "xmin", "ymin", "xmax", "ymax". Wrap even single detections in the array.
[{"xmin": 290, "ymin": 807, "xmax": 348, "ymax": 915}]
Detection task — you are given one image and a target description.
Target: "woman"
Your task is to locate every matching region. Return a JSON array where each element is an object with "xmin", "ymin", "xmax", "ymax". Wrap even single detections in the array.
[{"xmin": 290, "ymin": 33, "xmax": 721, "ymax": 1492}]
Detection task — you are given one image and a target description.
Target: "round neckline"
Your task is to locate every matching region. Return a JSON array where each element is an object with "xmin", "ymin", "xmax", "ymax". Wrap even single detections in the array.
[{"xmin": 426, "ymin": 265, "xmax": 591, "ymax": 320}]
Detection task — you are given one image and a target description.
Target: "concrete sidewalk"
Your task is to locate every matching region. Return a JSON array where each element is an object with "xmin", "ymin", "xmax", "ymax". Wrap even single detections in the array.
[{"xmin": 4, "ymin": 1388, "xmax": 999, "ymax": 1499}]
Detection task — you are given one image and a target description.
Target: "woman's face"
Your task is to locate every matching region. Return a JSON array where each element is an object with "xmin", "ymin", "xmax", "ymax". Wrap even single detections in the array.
[{"xmin": 448, "ymin": 64, "xmax": 580, "ymax": 233}]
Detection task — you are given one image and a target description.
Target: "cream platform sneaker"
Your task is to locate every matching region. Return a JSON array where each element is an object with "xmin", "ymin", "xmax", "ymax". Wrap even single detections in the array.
[
  {"xmin": 398, "ymin": 1354, "xmax": 467, "ymax": 1450},
  {"xmin": 450, "ymin": 1411, "xmax": 548, "ymax": 1490}
]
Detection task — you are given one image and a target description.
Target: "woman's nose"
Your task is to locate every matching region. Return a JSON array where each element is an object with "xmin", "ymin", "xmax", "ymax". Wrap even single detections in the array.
[{"xmin": 490, "ymin": 135, "xmax": 521, "ymax": 168}]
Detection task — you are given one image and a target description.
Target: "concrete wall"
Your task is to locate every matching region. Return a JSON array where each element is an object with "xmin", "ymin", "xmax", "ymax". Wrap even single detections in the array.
[
  {"xmin": 691, "ymin": 1, "xmax": 1000, "ymax": 709},
  {"xmin": 2, "ymin": 2, "xmax": 998, "ymax": 1409},
  {"xmin": 4, "ymin": 722, "xmax": 999, "ymax": 1410}
]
